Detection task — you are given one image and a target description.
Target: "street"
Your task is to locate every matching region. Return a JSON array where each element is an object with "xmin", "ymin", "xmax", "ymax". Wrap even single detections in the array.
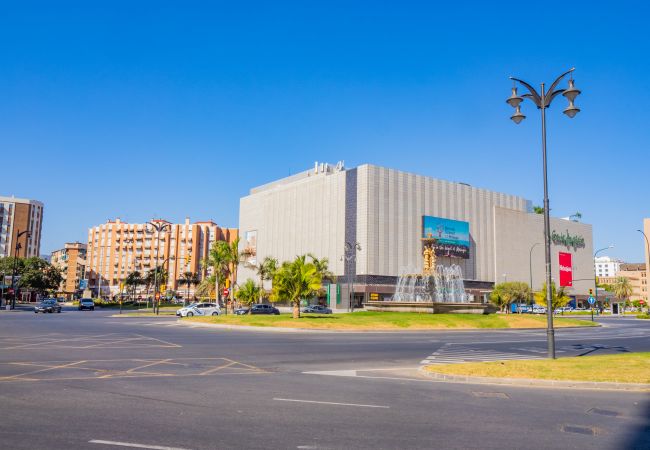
[{"xmin": 1, "ymin": 309, "xmax": 649, "ymax": 449}]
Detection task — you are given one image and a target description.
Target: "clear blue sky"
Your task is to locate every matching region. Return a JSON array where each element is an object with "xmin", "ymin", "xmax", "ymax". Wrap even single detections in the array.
[{"xmin": 2, "ymin": 1, "xmax": 648, "ymax": 262}]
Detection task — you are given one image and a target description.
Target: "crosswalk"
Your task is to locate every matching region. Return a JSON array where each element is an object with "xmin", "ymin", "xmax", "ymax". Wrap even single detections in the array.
[{"xmin": 420, "ymin": 344, "xmax": 545, "ymax": 365}]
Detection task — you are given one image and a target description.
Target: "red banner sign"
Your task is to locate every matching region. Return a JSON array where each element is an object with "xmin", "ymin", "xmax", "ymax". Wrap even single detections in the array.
[{"xmin": 559, "ymin": 252, "xmax": 573, "ymax": 287}]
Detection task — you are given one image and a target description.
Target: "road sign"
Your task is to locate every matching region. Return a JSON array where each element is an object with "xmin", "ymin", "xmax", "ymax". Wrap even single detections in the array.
[
  {"xmin": 155, "ymin": 292, "xmax": 161, "ymax": 300},
  {"xmin": 79, "ymin": 279, "xmax": 88, "ymax": 289},
  {"xmin": 223, "ymin": 288, "xmax": 229, "ymax": 296},
  {"xmin": 588, "ymin": 296, "xmax": 596, "ymax": 305}
]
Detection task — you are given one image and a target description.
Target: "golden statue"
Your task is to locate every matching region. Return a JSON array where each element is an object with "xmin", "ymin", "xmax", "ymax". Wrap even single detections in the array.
[{"xmin": 422, "ymin": 243, "xmax": 437, "ymax": 275}]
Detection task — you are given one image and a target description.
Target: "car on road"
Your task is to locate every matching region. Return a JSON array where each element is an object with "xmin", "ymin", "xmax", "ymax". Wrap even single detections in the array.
[
  {"xmin": 235, "ymin": 304, "xmax": 280, "ymax": 315},
  {"xmin": 78, "ymin": 298, "xmax": 95, "ymax": 311},
  {"xmin": 302, "ymin": 305, "xmax": 333, "ymax": 314},
  {"xmin": 35, "ymin": 299, "xmax": 62, "ymax": 314},
  {"xmin": 176, "ymin": 302, "xmax": 220, "ymax": 317}
]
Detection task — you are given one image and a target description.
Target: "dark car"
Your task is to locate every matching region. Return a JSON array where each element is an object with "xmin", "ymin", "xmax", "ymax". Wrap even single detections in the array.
[
  {"xmin": 235, "ymin": 304, "xmax": 280, "ymax": 315},
  {"xmin": 35, "ymin": 299, "xmax": 62, "ymax": 314},
  {"xmin": 302, "ymin": 305, "xmax": 333, "ymax": 314},
  {"xmin": 78, "ymin": 298, "xmax": 95, "ymax": 311}
]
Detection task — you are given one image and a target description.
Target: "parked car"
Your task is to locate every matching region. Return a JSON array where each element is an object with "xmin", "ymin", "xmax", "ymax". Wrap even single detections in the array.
[
  {"xmin": 235, "ymin": 304, "xmax": 280, "ymax": 315},
  {"xmin": 78, "ymin": 298, "xmax": 95, "ymax": 311},
  {"xmin": 176, "ymin": 302, "xmax": 220, "ymax": 317},
  {"xmin": 35, "ymin": 299, "xmax": 62, "ymax": 314},
  {"xmin": 302, "ymin": 305, "xmax": 333, "ymax": 314}
]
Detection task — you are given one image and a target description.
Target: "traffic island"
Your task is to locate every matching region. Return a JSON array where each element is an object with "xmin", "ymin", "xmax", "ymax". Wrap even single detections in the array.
[
  {"xmin": 422, "ymin": 353, "xmax": 650, "ymax": 391},
  {"xmin": 182, "ymin": 311, "xmax": 597, "ymax": 331}
]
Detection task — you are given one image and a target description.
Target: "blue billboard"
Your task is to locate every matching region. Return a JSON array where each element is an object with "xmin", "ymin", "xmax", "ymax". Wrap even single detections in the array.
[{"xmin": 422, "ymin": 216, "xmax": 470, "ymax": 259}]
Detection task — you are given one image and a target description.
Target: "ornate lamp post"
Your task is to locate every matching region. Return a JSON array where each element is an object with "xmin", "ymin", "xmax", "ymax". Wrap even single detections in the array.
[
  {"xmin": 343, "ymin": 241, "xmax": 361, "ymax": 312},
  {"xmin": 506, "ymin": 68, "xmax": 582, "ymax": 359},
  {"xmin": 637, "ymin": 229, "xmax": 650, "ymax": 313},
  {"xmin": 147, "ymin": 220, "xmax": 170, "ymax": 314}
]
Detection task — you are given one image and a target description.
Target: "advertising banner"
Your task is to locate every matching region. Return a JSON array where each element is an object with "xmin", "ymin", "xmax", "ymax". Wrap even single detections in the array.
[
  {"xmin": 422, "ymin": 216, "xmax": 471, "ymax": 259},
  {"xmin": 559, "ymin": 252, "xmax": 573, "ymax": 287}
]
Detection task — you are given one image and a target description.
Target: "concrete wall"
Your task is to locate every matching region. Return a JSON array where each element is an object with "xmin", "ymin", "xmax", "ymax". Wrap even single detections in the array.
[
  {"xmin": 358, "ymin": 165, "xmax": 531, "ymax": 282},
  {"xmin": 494, "ymin": 207, "xmax": 594, "ymax": 295}
]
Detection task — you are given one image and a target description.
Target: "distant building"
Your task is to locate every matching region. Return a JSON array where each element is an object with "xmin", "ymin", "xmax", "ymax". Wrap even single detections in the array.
[
  {"xmin": 0, "ymin": 196, "xmax": 44, "ymax": 258},
  {"xmin": 594, "ymin": 256, "xmax": 622, "ymax": 278},
  {"xmin": 51, "ymin": 242, "xmax": 87, "ymax": 300},
  {"xmin": 615, "ymin": 263, "xmax": 647, "ymax": 301},
  {"xmin": 86, "ymin": 218, "xmax": 237, "ymax": 298}
]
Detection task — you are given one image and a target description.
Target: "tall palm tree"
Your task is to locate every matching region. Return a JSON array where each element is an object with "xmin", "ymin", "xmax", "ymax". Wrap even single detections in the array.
[
  {"xmin": 235, "ymin": 279, "xmax": 261, "ymax": 314},
  {"xmin": 307, "ymin": 253, "xmax": 335, "ymax": 283},
  {"xmin": 613, "ymin": 277, "xmax": 633, "ymax": 310},
  {"xmin": 256, "ymin": 256, "xmax": 278, "ymax": 304},
  {"xmin": 205, "ymin": 241, "xmax": 230, "ymax": 307},
  {"xmin": 226, "ymin": 237, "xmax": 242, "ymax": 312},
  {"xmin": 179, "ymin": 271, "xmax": 200, "ymax": 305},
  {"xmin": 271, "ymin": 255, "xmax": 322, "ymax": 319},
  {"xmin": 125, "ymin": 270, "xmax": 143, "ymax": 303}
]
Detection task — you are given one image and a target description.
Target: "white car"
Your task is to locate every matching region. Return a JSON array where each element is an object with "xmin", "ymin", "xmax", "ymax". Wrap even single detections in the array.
[{"xmin": 176, "ymin": 302, "xmax": 220, "ymax": 317}]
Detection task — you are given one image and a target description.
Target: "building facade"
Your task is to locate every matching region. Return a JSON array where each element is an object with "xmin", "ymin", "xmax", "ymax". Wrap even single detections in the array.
[
  {"xmin": 594, "ymin": 256, "xmax": 621, "ymax": 278},
  {"xmin": 238, "ymin": 163, "xmax": 594, "ymax": 308},
  {"xmin": 0, "ymin": 196, "xmax": 44, "ymax": 258},
  {"xmin": 615, "ymin": 263, "xmax": 647, "ymax": 302},
  {"xmin": 51, "ymin": 242, "xmax": 87, "ymax": 300},
  {"xmin": 86, "ymin": 218, "xmax": 237, "ymax": 298}
]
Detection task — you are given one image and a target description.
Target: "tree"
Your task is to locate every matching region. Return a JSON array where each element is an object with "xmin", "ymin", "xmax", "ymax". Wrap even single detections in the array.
[
  {"xmin": 612, "ymin": 277, "xmax": 633, "ymax": 310},
  {"xmin": 534, "ymin": 282, "xmax": 571, "ymax": 311},
  {"xmin": 271, "ymin": 255, "xmax": 322, "ymax": 319},
  {"xmin": 18, "ymin": 257, "xmax": 62, "ymax": 295},
  {"xmin": 194, "ymin": 275, "xmax": 216, "ymax": 301},
  {"xmin": 235, "ymin": 279, "xmax": 261, "ymax": 314},
  {"xmin": 533, "ymin": 206, "xmax": 544, "ymax": 214},
  {"xmin": 125, "ymin": 270, "xmax": 143, "ymax": 303},
  {"xmin": 256, "ymin": 256, "xmax": 278, "ymax": 304},
  {"xmin": 308, "ymin": 253, "xmax": 335, "ymax": 283},
  {"xmin": 490, "ymin": 282, "xmax": 531, "ymax": 313},
  {"xmin": 205, "ymin": 241, "xmax": 230, "ymax": 307},
  {"xmin": 226, "ymin": 237, "xmax": 242, "ymax": 312},
  {"xmin": 179, "ymin": 271, "xmax": 199, "ymax": 305}
]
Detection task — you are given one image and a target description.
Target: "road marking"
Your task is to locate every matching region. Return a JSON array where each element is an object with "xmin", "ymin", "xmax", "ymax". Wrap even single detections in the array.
[
  {"xmin": 420, "ymin": 345, "xmax": 544, "ymax": 365},
  {"xmin": 273, "ymin": 398, "xmax": 389, "ymax": 408},
  {"xmin": 89, "ymin": 439, "xmax": 191, "ymax": 450}
]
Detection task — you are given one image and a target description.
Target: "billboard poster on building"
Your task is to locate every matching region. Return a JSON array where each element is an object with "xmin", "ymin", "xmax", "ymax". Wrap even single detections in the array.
[
  {"xmin": 422, "ymin": 216, "xmax": 470, "ymax": 259},
  {"xmin": 243, "ymin": 230, "xmax": 257, "ymax": 266},
  {"xmin": 559, "ymin": 252, "xmax": 573, "ymax": 287}
]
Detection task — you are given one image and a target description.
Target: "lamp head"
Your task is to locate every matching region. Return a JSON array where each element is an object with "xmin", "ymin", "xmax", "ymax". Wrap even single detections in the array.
[
  {"xmin": 510, "ymin": 105, "xmax": 526, "ymax": 124},
  {"xmin": 506, "ymin": 87, "xmax": 523, "ymax": 108},
  {"xmin": 563, "ymin": 101, "xmax": 580, "ymax": 118},
  {"xmin": 562, "ymin": 78, "xmax": 581, "ymax": 102}
]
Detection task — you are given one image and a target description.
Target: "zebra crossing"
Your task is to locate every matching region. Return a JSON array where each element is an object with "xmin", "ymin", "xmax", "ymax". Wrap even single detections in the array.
[{"xmin": 420, "ymin": 344, "xmax": 545, "ymax": 365}]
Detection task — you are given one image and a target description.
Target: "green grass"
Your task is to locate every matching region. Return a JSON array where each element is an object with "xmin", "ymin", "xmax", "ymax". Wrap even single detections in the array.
[
  {"xmin": 185, "ymin": 311, "xmax": 596, "ymax": 330},
  {"xmin": 424, "ymin": 353, "xmax": 650, "ymax": 384}
]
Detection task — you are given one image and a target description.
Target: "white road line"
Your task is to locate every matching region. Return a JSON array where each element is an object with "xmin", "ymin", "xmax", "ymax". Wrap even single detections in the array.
[
  {"xmin": 273, "ymin": 398, "xmax": 389, "ymax": 409},
  {"xmin": 89, "ymin": 439, "xmax": 191, "ymax": 450}
]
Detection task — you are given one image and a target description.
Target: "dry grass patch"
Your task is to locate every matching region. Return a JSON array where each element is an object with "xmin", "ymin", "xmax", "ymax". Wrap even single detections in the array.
[{"xmin": 424, "ymin": 353, "xmax": 650, "ymax": 384}]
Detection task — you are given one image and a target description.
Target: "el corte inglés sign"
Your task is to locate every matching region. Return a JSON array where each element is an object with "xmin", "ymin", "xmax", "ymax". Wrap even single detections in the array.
[{"xmin": 551, "ymin": 229, "xmax": 585, "ymax": 251}]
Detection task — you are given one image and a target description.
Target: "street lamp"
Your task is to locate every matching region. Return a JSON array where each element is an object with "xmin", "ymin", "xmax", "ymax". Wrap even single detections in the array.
[
  {"xmin": 11, "ymin": 230, "xmax": 30, "ymax": 309},
  {"xmin": 637, "ymin": 229, "xmax": 650, "ymax": 313},
  {"xmin": 529, "ymin": 242, "xmax": 542, "ymax": 306},
  {"xmin": 507, "ymin": 68, "xmax": 581, "ymax": 359},
  {"xmin": 594, "ymin": 245, "xmax": 614, "ymax": 317},
  {"xmin": 147, "ymin": 221, "xmax": 170, "ymax": 314},
  {"xmin": 343, "ymin": 241, "xmax": 361, "ymax": 312}
]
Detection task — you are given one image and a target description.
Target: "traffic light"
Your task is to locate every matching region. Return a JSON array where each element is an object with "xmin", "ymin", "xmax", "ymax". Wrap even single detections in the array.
[
  {"xmin": 185, "ymin": 254, "xmax": 191, "ymax": 266},
  {"xmin": 589, "ymin": 289, "xmax": 593, "ymax": 295}
]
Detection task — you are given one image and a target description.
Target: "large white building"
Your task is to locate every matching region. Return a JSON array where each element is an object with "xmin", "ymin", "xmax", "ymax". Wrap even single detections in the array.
[
  {"xmin": 238, "ymin": 163, "xmax": 594, "ymax": 309},
  {"xmin": 594, "ymin": 256, "xmax": 621, "ymax": 278}
]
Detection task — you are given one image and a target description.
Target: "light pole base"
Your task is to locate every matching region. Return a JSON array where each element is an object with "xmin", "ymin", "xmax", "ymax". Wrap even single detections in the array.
[{"xmin": 546, "ymin": 328, "xmax": 556, "ymax": 359}]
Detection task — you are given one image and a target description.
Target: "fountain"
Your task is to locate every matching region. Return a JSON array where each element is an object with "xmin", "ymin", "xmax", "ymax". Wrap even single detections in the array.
[{"xmin": 365, "ymin": 237, "xmax": 495, "ymax": 314}]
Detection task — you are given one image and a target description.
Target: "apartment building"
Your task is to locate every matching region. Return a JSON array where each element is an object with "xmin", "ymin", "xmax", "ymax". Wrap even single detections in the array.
[
  {"xmin": 615, "ymin": 263, "xmax": 647, "ymax": 301},
  {"xmin": 594, "ymin": 256, "xmax": 622, "ymax": 278},
  {"xmin": 51, "ymin": 242, "xmax": 87, "ymax": 300},
  {"xmin": 86, "ymin": 218, "xmax": 237, "ymax": 298},
  {"xmin": 0, "ymin": 196, "xmax": 44, "ymax": 258}
]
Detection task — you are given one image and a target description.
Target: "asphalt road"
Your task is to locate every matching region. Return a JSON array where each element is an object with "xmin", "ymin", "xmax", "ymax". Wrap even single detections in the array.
[{"xmin": 1, "ymin": 308, "xmax": 649, "ymax": 449}]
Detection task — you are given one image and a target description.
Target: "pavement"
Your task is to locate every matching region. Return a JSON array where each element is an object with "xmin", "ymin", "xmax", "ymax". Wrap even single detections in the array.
[{"xmin": 1, "ymin": 307, "xmax": 649, "ymax": 449}]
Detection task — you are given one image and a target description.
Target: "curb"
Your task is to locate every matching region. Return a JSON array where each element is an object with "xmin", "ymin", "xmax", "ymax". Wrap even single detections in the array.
[{"xmin": 419, "ymin": 367, "xmax": 650, "ymax": 392}]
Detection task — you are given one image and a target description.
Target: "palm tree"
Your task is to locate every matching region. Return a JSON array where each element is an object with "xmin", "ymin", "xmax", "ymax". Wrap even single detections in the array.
[
  {"xmin": 256, "ymin": 256, "xmax": 278, "ymax": 304},
  {"xmin": 194, "ymin": 275, "xmax": 216, "ymax": 301},
  {"xmin": 235, "ymin": 279, "xmax": 261, "ymax": 314},
  {"xmin": 125, "ymin": 270, "xmax": 143, "ymax": 303},
  {"xmin": 534, "ymin": 282, "xmax": 571, "ymax": 312},
  {"xmin": 271, "ymin": 255, "xmax": 322, "ymax": 319},
  {"xmin": 226, "ymin": 237, "xmax": 242, "ymax": 312},
  {"xmin": 179, "ymin": 271, "xmax": 200, "ymax": 305},
  {"xmin": 307, "ymin": 253, "xmax": 335, "ymax": 283},
  {"xmin": 613, "ymin": 277, "xmax": 633, "ymax": 311},
  {"xmin": 205, "ymin": 241, "xmax": 230, "ymax": 308}
]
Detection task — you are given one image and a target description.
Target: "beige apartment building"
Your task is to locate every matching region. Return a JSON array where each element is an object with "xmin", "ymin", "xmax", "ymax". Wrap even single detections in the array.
[
  {"xmin": 0, "ymin": 196, "xmax": 44, "ymax": 258},
  {"xmin": 599, "ymin": 263, "xmax": 647, "ymax": 302},
  {"xmin": 51, "ymin": 242, "xmax": 87, "ymax": 300},
  {"xmin": 86, "ymin": 218, "xmax": 237, "ymax": 298}
]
